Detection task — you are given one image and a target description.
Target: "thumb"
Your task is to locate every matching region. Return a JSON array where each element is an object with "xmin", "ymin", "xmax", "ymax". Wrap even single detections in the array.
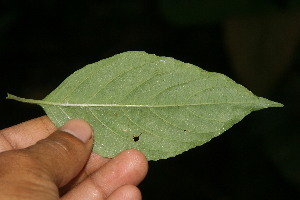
[
  {"xmin": 0, "ymin": 119, "xmax": 93, "ymax": 193},
  {"xmin": 26, "ymin": 118, "xmax": 94, "ymax": 187}
]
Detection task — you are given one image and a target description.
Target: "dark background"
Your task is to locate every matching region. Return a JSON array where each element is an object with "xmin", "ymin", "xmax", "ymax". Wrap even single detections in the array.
[{"xmin": 1, "ymin": 0, "xmax": 300, "ymax": 199}]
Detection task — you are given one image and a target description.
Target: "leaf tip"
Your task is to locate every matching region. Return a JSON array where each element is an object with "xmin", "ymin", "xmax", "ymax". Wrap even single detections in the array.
[
  {"xmin": 257, "ymin": 97, "xmax": 284, "ymax": 109},
  {"xmin": 267, "ymin": 100, "xmax": 284, "ymax": 108},
  {"xmin": 274, "ymin": 102, "xmax": 284, "ymax": 107}
]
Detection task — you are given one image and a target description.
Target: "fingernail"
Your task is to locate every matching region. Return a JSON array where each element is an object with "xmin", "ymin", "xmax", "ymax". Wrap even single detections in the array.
[{"xmin": 60, "ymin": 119, "xmax": 93, "ymax": 143}]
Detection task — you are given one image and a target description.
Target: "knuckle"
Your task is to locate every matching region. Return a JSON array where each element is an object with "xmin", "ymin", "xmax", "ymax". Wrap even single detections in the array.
[{"xmin": 38, "ymin": 133, "xmax": 80, "ymax": 160}]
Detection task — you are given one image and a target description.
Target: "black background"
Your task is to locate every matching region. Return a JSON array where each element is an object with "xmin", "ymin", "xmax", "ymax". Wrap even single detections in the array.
[{"xmin": 1, "ymin": 1, "xmax": 300, "ymax": 199}]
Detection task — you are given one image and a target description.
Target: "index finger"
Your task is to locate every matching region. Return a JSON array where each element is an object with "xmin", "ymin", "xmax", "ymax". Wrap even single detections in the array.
[{"xmin": 0, "ymin": 116, "xmax": 57, "ymax": 152}]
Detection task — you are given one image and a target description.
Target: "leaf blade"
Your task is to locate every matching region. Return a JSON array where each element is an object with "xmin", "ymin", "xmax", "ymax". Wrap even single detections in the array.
[{"xmin": 7, "ymin": 51, "xmax": 283, "ymax": 160}]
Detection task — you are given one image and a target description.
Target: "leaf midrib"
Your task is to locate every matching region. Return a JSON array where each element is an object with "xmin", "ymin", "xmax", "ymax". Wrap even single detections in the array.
[{"xmin": 7, "ymin": 93, "xmax": 281, "ymax": 108}]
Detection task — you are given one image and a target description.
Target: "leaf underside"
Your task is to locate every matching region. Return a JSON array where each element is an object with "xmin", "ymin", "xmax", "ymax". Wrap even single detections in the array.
[{"xmin": 7, "ymin": 51, "xmax": 283, "ymax": 160}]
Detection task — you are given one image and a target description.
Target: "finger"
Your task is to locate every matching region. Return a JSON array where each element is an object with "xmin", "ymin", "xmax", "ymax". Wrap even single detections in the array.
[
  {"xmin": 61, "ymin": 149, "xmax": 148, "ymax": 200},
  {"xmin": 107, "ymin": 185, "xmax": 142, "ymax": 200},
  {"xmin": 0, "ymin": 116, "xmax": 56, "ymax": 151},
  {"xmin": 59, "ymin": 153, "xmax": 110, "ymax": 195},
  {"xmin": 26, "ymin": 118, "xmax": 94, "ymax": 187},
  {"xmin": 0, "ymin": 119, "xmax": 94, "ymax": 200},
  {"xmin": 0, "ymin": 116, "xmax": 110, "ymax": 178}
]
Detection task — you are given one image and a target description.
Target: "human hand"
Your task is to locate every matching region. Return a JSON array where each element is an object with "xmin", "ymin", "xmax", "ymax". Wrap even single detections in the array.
[{"xmin": 0, "ymin": 116, "xmax": 148, "ymax": 200}]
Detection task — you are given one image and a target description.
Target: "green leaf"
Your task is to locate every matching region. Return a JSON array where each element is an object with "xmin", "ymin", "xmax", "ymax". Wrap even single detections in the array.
[{"xmin": 7, "ymin": 51, "xmax": 283, "ymax": 161}]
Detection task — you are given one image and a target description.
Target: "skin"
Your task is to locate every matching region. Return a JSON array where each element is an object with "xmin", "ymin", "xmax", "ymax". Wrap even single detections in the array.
[{"xmin": 0, "ymin": 116, "xmax": 148, "ymax": 200}]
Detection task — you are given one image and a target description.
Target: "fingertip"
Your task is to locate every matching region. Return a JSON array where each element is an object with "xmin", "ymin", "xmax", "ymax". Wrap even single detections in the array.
[
  {"xmin": 122, "ymin": 149, "xmax": 148, "ymax": 169},
  {"xmin": 115, "ymin": 149, "xmax": 149, "ymax": 183},
  {"xmin": 60, "ymin": 119, "xmax": 93, "ymax": 143},
  {"xmin": 107, "ymin": 185, "xmax": 142, "ymax": 200},
  {"xmin": 60, "ymin": 149, "xmax": 148, "ymax": 199}
]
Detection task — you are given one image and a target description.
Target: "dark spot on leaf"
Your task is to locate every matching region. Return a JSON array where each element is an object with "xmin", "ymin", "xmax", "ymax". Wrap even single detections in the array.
[
  {"xmin": 133, "ymin": 133, "xmax": 142, "ymax": 142},
  {"xmin": 133, "ymin": 136, "xmax": 139, "ymax": 142},
  {"xmin": 183, "ymin": 129, "xmax": 187, "ymax": 132}
]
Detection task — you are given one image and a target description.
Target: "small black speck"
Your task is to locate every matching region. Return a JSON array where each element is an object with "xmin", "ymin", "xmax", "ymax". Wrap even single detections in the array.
[
  {"xmin": 133, "ymin": 136, "xmax": 139, "ymax": 142},
  {"xmin": 133, "ymin": 133, "xmax": 142, "ymax": 142},
  {"xmin": 183, "ymin": 130, "xmax": 187, "ymax": 132}
]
